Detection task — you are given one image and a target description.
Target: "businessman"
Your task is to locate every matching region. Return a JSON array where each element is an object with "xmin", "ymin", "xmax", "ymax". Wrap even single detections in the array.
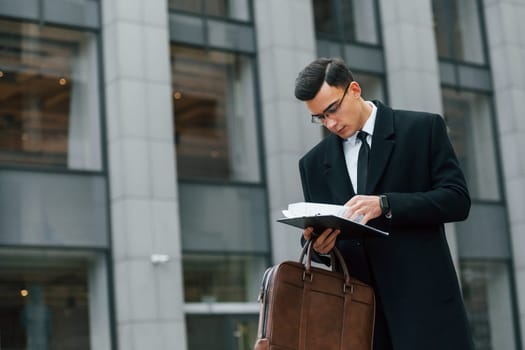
[{"xmin": 295, "ymin": 58, "xmax": 474, "ymax": 350}]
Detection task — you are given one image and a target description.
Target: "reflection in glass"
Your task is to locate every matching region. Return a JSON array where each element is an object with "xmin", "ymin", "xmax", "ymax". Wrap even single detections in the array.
[
  {"xmin": 461, "ymin": 260, "xmax": 517, "ymax": 350},
  {"xmin": 442, "ymin": 89, "xmax": 500, "ymax": 201},
  {"xmin": 313, "ymin": 0, "xmax": 338, "ymax": 37},
  {"xmin": 0, "ymin": 255, "xmax": 90, "ymax": 349},
  {"xmin": 354, "ymin": 73, "xmax": 384, "ymax": 102},
  {"xmin": 432, "ymin": 0, "xmax": 485, "ymax": 64},
  {"xmin": 187, "ymin": 314, "xmax": 258, "ymax": 350},
  {"xmin": 313, "ymin": 0, "xmax": 378, "ymax": 45},
  {"xmin": 168, "ymin": 0, "xmax": 251, "ymax": 22},
  {"xmin": 171, "ymin": 45, "xmax": 260, "ymax": 182},
  {"xmin": 183, "ymin": 253, "xmax": 266, "ymax": 302},
  {"xmin": 0, "ymin": 20, "xmax": 102, "ymax": 170}
]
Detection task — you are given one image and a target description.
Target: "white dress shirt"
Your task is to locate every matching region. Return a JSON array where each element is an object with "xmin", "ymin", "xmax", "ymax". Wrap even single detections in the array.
[{"xmin": 343, "ymin": 101, "xmax": 377, "ymax": 194}]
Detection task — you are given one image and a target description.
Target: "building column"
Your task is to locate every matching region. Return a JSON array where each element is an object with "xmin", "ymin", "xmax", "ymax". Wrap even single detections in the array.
[
  {"xmin": 101, "ymin": 0, "xmax": 187, "ymax": 349},
  {"xmin": 254, "ymin": 0, "xmax": 321, "ymax": 263},
  {"xmin": 484, "ymin": 0, "xmax": 525, "ymax": 344},
  {"xmin": 378, "ymin": 0, "xmax": 442, "ymax": 113},
  {"xmin": 378, "ymin": 0, "xmax": 461, "ymax": 270}
]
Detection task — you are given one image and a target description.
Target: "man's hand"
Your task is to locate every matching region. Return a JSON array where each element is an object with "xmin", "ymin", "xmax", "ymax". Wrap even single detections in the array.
[
  {"xmin": 303, "ymin": 227, "xmax": 340, "ymax": 254},
  {"xmin": 344, "ymin": 195, "xmax": 382, "ymax": 225}
]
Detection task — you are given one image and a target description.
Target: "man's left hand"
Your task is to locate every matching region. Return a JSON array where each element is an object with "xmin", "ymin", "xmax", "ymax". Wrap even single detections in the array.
[{"xmin": 344, "ymin": 195, "xmax": 382, "ymax": 225}]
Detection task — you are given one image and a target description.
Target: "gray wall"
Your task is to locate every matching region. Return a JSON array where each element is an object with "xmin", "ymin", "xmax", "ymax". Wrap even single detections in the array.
[
  {"xmin": 101, "ymin": 0, "xmax": 187, "ymax": 348},
  {"xmin": 254, "ymin": 0, "xmax": 322, "ymax": 263}
]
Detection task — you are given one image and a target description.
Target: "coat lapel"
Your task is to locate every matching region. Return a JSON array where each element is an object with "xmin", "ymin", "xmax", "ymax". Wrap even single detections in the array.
[
  {"xmin": 323, "ymin": 134, "xmax": 355, "ymax": 204},
  {"xmin": 366, "ymin": 101, "xmax": 395, "ymax": 193}
]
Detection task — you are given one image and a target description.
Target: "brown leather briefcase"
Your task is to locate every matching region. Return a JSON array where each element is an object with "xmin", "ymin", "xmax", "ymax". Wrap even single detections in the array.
[{"xmin": 254, "ymin": 240, "xmax": 375, "ymax": 350}]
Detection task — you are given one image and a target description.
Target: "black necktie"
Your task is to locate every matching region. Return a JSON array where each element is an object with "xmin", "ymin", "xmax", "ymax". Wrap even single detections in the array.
[{"xmin": 357, "ymin": 131, "xmax": 369, "ymax": 194}]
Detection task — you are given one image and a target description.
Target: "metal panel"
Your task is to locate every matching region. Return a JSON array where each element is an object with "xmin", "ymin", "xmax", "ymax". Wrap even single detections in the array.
[
  {"xmin": 207, "ymin": 19, "xmax": 255, "ymax": 53},
  {"xmin": 0, "ymin": 170, "xmax": 108, "ymax": 248},
  {"xmin": 169, "ymin": 13, "xmax": 206, "ymax": 46},
  {"xmin": 43, "ymin": 0, "xmax": 99, "ymax": 29},
  {"xmin": 456, "ymin": 202, "xmax": 510, "ymax": 259},
  {"xmin": 316, "ymin": 40, "xmax": 384, "ymax": 74},
  {"xmin": 343, "ymin": 43, "xmax": 384, "ymax": 74},
  {"xmin": 458, "ymin": 64, "xmax": 492, "ymax": 92},
  {"xmin": 169, "ymin": 13, "xmax": 256, "ymax": 53},
  {"xmin": 0, "ymin": 0, "xmax": 39, "ymax": 20},
  {"xmin": 179, "ymin": 183, "xmax": 269, "ymax": 253},
  {"xmin": 439, "ymin": 61, "xmax": 456, "ymax": 86}
]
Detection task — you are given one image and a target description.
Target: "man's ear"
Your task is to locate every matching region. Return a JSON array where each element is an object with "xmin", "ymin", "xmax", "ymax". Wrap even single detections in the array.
[{"xmin": 349, "ymin": 81, "xmax": 362, "ymax": 98}]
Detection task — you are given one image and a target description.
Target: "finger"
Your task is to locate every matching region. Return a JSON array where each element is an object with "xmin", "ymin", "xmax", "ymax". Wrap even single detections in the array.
[
  {"xmin": 324, "ymin": 229, "xmax": 340, "ymax": 247},
  {"xmin": 314, "ymin": 229, "xmax": 340, "ymax": 254},
  {"xmin": 346, "ymin": 195, "xmax": 362, "ymax": 207},
  {"xmin": 359, "ymin": 214, "xmax": 369, "ymax": 225},
  {"xmin": 342, "ymin": 207, "xmax": 353, "ymax": 218},
  {"xmin": 313, "ymin": 228, "xmax": 334, "ymax": 251},
  {"xmin": 303, "ymin": 227, "xmax": 314, "ymax": 240}
]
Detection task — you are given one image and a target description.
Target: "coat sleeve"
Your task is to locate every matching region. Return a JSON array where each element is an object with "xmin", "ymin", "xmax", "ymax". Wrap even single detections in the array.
[{"xmin": 386, "ymin": 114, "xmax": 470, "ymax": 226}]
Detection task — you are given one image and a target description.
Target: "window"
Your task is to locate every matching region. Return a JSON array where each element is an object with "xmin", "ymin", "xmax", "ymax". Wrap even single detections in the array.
[
  {"xmin": 354, "ymin": 73, "xmax": 385, "ymax": 103},
  {"xmin": 0, "ymin": 19, "xmax": 102, "ymax": 170},
  {"xmin": 172, "ymin": 45, "xmax": 260, "ymax": 182},
  {"xmin": 432, "ymin": 0, "xmax": 486, "ymax": 64},
  {"xmin": 442, "ymin": 89, "xmax": 500, "ymax": 201},
  {"xmin": 0, "ymin": 254, "xmax": 91, "ymax": 349},
  {"xmin": 169, "ymin": 0, "xmax": 251, "ymax": 22},
  {"xmin": 179, "ymin": 183, "xmax": 269, "ymax": 302},
  {"xmin": 461, "ymin": 260, "xmax": 518, "ymax": 350},
  {"xmin": 183, "ymin": 254, "xmax": 265, "ymax": 302},
  {"xmin": 186, "ymin": 314, "xmax": 258, "ymax": 350},
  {"xmin": 313, "ymin": 0, "xmax": 379, "ymax": 45}
]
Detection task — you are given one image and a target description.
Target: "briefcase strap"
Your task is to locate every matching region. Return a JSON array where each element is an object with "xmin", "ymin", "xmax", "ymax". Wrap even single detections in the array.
[{"xmin": 299, "ymin": 240, "xmax": 351, "ymax": 287}]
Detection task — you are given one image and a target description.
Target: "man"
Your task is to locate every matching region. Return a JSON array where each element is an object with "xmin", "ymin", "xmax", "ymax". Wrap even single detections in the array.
[{"xmin": 294, "ymin": 57, "xmax": 474, "ymax": 350}]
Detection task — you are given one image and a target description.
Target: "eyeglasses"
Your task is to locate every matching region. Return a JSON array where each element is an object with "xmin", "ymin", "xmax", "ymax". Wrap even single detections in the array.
[{"xmin": 311, "ymin": 83, "xmax": 350, "ymax": 124}]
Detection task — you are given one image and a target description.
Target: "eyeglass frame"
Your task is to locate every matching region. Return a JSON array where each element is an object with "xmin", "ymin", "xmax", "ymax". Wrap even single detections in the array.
[{"xmin": 310, "ymin": 82, "xmax": 351, "ymax": 124}]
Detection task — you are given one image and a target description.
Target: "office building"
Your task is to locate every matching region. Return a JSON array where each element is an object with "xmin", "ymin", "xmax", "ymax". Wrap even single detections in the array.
[{"xmin": 0, "ymin": 0, "xmax": 523, "ymax": 349}]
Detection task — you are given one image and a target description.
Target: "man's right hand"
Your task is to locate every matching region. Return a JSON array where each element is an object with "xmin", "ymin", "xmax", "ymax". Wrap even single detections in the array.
[{"xmin": 303, "ymin": 227, "xmax": 341, "ymax": 254}]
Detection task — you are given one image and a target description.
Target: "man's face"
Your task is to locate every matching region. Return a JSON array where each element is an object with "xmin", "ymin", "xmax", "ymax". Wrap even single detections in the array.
[{"xmin": 306, "ymin": 81, "xmax": 367, "ymax": 139}]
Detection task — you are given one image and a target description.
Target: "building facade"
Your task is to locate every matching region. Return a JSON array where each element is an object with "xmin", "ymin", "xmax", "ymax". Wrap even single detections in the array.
[{"xmin": 0, "ymin": 0, "xmax": 523, "ymax": 349}]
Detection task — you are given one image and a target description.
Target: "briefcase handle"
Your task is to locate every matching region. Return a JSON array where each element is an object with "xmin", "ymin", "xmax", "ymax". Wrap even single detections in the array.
[{"xmin": 299, "ymin": 240, "xmax": 351, "ymax": 287}]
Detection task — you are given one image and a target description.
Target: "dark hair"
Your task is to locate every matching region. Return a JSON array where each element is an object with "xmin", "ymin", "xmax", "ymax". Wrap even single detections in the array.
[{"xmin": 294, "ymin": 57, "xmax": 354, "ymax": 101}]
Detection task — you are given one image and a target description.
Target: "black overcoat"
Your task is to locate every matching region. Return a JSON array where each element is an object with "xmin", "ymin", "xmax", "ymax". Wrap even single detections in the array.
[{"xmin": 299, "ymin": 101, "xmax": 474, "ymax": 350}]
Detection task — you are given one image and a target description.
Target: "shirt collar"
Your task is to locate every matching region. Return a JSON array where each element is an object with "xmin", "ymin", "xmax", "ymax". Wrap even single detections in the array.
[{"xmin": 346, "ymin": 101, "xmax": 377, "ymax": 144}]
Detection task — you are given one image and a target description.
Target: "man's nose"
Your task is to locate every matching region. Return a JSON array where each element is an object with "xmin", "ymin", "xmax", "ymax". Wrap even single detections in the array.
[{"xmin": 324, "ymin": 117, "xmax": 337, "ymax": 129}]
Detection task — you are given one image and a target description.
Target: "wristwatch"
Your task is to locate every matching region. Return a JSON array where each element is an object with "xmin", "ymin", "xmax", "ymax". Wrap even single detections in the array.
[{"xmin": 379, "ymin": 195, "xmax": 390, "ymax": 215}]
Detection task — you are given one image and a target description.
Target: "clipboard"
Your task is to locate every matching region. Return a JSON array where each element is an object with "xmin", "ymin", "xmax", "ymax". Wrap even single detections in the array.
[{"xmin": 277, "ymin": 215, "xmax": 389, "ymax": 239}]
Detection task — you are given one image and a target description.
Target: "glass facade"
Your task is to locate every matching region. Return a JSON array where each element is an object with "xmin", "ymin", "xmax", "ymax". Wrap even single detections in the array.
[
  {"xmin": 171, "ymin": 46, "xmax": 269, "ymax": 294},
  {"xmin": 313, "ymin": 0, "xmax": 379, "ymax": 45},
  {"xmin": 0, "ymin": 19, "xmax": 102, "ymax": 170},
  {"xmin": 442, "ymin": 89, "xmax": 500, "ymax": 201},
  {"xmin": 171, "ymin": 46, "xmax": 260, "ymax": 182},
  {"xmin": 432, "ymin": 0, "xmax": 486, "ymax": 64},
  {"xmin": 0, "ymin": 252, "xmax": 90, "ymax": 349},
  {"xmin": 183, "ymin": 254, "xmax": 266, "ymax": 303},
  {"xmin": 433, "ymin": 1, "xmax": 520, "ymax": 349},
  {"xmin": 0, "ymin": 0, "xmax": 522, "ymax": 349},
  {"xmin": 461, "ymin": 261, "xmax": 517, "ymax": 350},
  {"xmin": 169, "ymin": 0, "xmax": 251, "ymax": 22},
  {"xmin": 186, "ymin": 314, "xmax": 258, "ymax": 350},
  {"xmin": 170, "ymin": 2, "xmax": 269, "ymax": 347},
  {"xmin": 0, "ymin": 2, "xmax": 110, "ymax": 349}
]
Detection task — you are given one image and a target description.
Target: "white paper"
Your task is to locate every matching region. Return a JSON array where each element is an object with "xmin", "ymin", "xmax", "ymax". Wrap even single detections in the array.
[{"xmin": 282, "ymin": 202, "xmax": 349, "ymax": 218}]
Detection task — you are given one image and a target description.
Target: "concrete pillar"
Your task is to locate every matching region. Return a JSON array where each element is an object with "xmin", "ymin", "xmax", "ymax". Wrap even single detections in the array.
[
  {"xmin": 483, "ymin": 0, "xmax": 525, "ymax": 344},
  {"xmin": 378, "ymin": 0, "xmax": 461, "ymax": 271},
  {"xmin": 254, "ymin": 0, "xmax": 321, "ymax": 263},
  {"xmin": 378, "ymin": 0, "xmax": 442, "ymax": 113},
  {"xmin": 101, "ymin": 0, "xmax": 187, "ymax": 349}
]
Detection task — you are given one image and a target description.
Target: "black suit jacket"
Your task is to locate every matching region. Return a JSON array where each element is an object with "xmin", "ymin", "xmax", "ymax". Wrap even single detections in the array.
[{"xmin": 299, "ymin": 101, "xmax": 474, "ymax": 349}]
